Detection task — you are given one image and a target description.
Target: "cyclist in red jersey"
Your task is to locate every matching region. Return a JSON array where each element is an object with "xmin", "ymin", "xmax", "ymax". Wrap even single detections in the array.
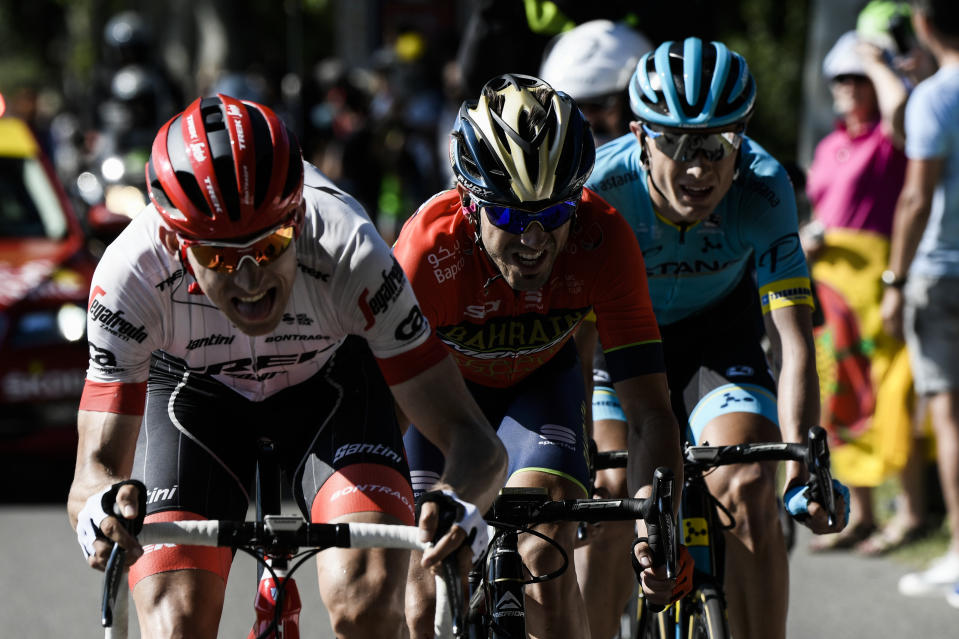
[
  {"xmin": 394, "ymin": 74, "xmax": 691, "ymax": 639},
  {"xmin": 66, "ymin": 95, "xmax": 506, "ymax": 639}
]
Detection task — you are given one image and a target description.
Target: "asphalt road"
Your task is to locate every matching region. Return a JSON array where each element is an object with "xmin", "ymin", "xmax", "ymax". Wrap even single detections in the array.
[{"xmin": 4, "ymin": 497, "xmax": 957, "ymax": 638}]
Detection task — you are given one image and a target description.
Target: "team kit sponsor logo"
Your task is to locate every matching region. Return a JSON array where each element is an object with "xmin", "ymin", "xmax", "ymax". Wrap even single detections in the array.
[
  {"xmin": 329, "ymin": 483, "xmax": 414, "ymax": 517},
  {"xmin": 438, "ymin": 309, "xmax": 588, "ymax": 359},
  {"xmin": 88, "ymin": 287, "xmax": 148, "ymax": 343},
  {"xmin": 427, "ymin": 243, "xmax": 464, "ymax": 283},
  {"xmin": 88, "ymin": 341, "xmax": 126, "ymax": 375},
  {"xmin": 187, "ymin": 348, "xmax": 336, "ymax": 380},
  {"xmin": 186, "ymin": 333, "xmax": 236, "ymax": 350},
  {"xmin": 395, "ymin": 305, "xmax": 427, "ymax": 341},
  {"xmin": 358, "ymin": 258, "xmax": 406, "ymax": 329},
  {"xmin": 333, "ymin": 442, "xmax": 403, "ymax": 465}
]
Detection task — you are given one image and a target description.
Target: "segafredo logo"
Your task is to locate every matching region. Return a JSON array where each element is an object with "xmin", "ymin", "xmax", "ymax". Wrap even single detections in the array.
[{"xmin": 88, "ymin": 287, "xmax": 148, "ymax": 343}]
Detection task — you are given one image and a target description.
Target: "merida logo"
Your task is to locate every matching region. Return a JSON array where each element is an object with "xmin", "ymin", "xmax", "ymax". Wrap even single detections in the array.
[
  {"xmin": 89, "ymin": 296, "xmax": 148, "ymax": 343},
  {"xmin": 186, "ymin": 333, "xmax": 236, "ymax": 350}
]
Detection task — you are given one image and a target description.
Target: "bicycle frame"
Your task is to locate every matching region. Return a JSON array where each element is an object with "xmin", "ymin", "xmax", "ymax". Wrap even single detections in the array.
[{"xmin": 457, "ymin": 467, "xmax": 675, "ymax": 638}]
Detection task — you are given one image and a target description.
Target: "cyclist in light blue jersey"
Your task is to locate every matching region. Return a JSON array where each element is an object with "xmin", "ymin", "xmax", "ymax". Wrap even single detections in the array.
[{"xmin": 577, "ymin": 38, "xmax": 849, "ymax": 639}]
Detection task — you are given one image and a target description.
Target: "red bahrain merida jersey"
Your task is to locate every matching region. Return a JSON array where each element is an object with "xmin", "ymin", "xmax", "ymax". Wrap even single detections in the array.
[{"xmin": 393, "ymin": 188, "xmax": 664, "ymax": 388}]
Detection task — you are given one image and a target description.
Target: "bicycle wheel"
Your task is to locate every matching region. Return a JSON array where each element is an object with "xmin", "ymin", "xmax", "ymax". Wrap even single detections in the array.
[
  {"xmin": 619, "ymin": 587, "xmax": 673, "ymax": 639},
  {"xmin": 685, "ymin": 584, "xmax": 729, "ymax": 639}
]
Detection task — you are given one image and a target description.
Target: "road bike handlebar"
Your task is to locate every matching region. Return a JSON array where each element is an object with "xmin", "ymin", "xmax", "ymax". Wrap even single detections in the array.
[
  {"xmin": 592, "ymin": 426, "xmax": 839, "ymax": 528},
  {"xmin": 101, "ymin": 516, "xmax": 454, "ymax": 639},
  {"xmin": 484, "ymin": 467, "xmax": 676, "ymax": 610}
]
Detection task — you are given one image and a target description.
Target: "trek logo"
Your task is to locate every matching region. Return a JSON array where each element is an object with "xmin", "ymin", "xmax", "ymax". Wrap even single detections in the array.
[
  {"xmin": 333, "ymin": 442, "xmax": 403, "ymax": 465},
  {"xmin": 188, "ymin": 350, "xmax": 321, "ymax": 376},
  {"xmin": 155, "ymin": 269, "xmax": 184, "ymax": 291},
  {"xmin": 225, "ymin": 104, "xmax": 247, "ymax": 150},
  {"xmin": 264, "ymin": 334, "xmax": 330, "ymax": 343},
  {"xmin": 493, "ymin": 591, "xmax": 524, "ymax": 618},
  {"xmin": 185, "ymin": 114, "xmax": 199, "ymax": 139},
  {"xmin": 282, "ymin": 313, "xmax": 314, "ymax": 326},
  {"xmin": 146, "ymin": 484, "xmax": 178, "ymax": 505},
  {"xmin": 203, "ymin": 176, "xmax": 224, "ymax": 214},
  {"xmin": 464, "ymin": 300, "xmax": 502, "ymax": 320},
  {"xmin": 758, "ymin": 233, "xmax": 801, "ymax": 274},
  {"xmin": 395, "ymin": 305, "xmax": 426, "ymax": 341},
  {"xmin": 186, "ymin": 333, "xmax": 235, "ymax": 350},
  {"xmin": 298, "ymin": 263, "xmax": 330, "ymax": 281},
  {"xmin": 359, "ymin": 258, "xmax": 406, "ymax": 329},
  {"xmin": 88, "ymin": 287, "xmax": 148, "ymax": 343}
]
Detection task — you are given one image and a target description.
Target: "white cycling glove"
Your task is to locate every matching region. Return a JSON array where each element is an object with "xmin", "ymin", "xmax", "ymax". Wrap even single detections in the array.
[
  {"xmin": 417, "ymin": 489, "xmax": 489, "ymax": 564},
  {"xmin": 76, "ymin": 480, "xmax": 145, "ymax": 560}
]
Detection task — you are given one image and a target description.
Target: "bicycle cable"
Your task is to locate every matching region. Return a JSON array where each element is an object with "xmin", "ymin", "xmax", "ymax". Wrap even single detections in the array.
[
  {"xmin": 238, "ymin": 545, "xmax": 322, "ymax": 639},
  {"xmin": 487, "ymin": 522, "xmax": 569, "ymax": 585}
]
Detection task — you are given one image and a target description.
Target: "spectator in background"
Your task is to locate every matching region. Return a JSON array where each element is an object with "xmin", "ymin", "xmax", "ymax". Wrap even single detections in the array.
[
  {"xmin": 539, "ymin": 19, "xmax": 653, "ymax": 146},
  {"xmin": 802, "ymin": 27, "xmax": 928, "ymax": 555},
  {"xmin": 879, "ymin": 0, "xmax": 959, "ymax": 604}
]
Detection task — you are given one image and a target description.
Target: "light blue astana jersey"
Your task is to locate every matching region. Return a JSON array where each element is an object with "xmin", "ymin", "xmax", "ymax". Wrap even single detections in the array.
[
  {"xmin": 905, "ymin": 66, "xmax": 959, "ymax": 278},
  {"xmin": 585, "ymin": 133, "xmax": 812, "ymax": 325}
]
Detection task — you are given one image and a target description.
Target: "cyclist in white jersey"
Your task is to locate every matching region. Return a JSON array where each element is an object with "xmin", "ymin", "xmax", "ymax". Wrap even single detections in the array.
[{"xmin": 67, "ymin": 94, "xmax": 506, "ymax": 639}]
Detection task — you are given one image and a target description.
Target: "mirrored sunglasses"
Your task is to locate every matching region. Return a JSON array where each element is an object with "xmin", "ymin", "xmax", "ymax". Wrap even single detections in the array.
[
  {"xmin": 470, "ymin": 195, "xmax": 578, "ymax": 234},
  {"xmin": 181, "ymin": 223, "xmax": 297, "ymax": 273},
  {"xmin": 642, "ymin": 123, "xmax": 743, "ymax": 163}
]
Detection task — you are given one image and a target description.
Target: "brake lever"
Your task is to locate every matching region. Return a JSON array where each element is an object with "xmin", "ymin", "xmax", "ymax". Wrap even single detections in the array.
[
  {"xmin": 101, "ymin": 543, "xmax": 125, "ymax": 627},
  {"xmin": 805, "ymin": 426, "xmax": 837, "ymax": 527}
]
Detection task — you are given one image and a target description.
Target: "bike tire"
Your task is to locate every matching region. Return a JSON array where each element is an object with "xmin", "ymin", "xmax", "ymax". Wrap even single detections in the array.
[{"xmin": 685, "ymin": 584, "xmax": 730, "ymax": 639}]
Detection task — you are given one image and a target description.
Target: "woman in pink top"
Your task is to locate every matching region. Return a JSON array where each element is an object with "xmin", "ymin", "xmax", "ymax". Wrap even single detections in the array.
[{"xmin": 802, "ymin": 28, "xmax": 928, "ymax": 555}]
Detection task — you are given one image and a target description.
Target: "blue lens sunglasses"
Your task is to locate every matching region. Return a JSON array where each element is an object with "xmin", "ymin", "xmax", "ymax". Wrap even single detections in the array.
[{"xmin": 469, "ymin": 195, "xmax": 579, "ymax": 234}]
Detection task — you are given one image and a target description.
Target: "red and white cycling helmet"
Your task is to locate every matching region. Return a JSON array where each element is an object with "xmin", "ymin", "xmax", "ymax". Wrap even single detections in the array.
[{"xmin": 146, "ymin": 94, "xmax": 304, "ymax": 241}]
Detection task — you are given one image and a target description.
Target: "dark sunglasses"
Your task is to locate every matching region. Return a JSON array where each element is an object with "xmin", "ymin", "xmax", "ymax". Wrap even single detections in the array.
[
  {"xmin": 831, "ymin": 74, "xmax": 869, "ymax": 85},
  {"xmin": 642, "ymin": 123, "xmax": 744, "ymax": 163},
  {"xmin": 180, "ymin": 222, "xmax": 297, "ymax": 273},
  {"xmin": 469, "ymin": 195, "xmax": 578, "ymax": 234}
]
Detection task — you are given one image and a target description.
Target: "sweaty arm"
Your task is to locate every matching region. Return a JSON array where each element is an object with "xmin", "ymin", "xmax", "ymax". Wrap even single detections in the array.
[
  {"xmin": 390, "ymin": 353, "xmax": 507, "ymax": 567},
  {"xmin": 615, "ymin": 373, "xmax": 683, "ymax": 509},
  {"xmin": 763, "ymin": 304, "xmax": 845, "ymax": 533},
  {"xmin": 68, "ymin": 409, "xmax": 145, "ymax": 569}
]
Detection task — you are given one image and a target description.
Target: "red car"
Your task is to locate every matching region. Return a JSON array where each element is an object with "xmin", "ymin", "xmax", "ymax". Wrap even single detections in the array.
[{"xmin": 0, "ymin": 106, "xmax": 98, "ymax": 462}]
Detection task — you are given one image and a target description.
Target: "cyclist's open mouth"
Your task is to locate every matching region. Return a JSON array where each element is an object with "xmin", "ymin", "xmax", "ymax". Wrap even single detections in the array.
[
  {"xmin": 514, "ymin": 249, "xmax": 547, "ymax": 272},
  {"xmin": 680, "ymin": 184, "xmax": 714, "ymax": 201},
  {"xmin": 232, "ymin": 288, "xmax": 277, "ymax": 321}
]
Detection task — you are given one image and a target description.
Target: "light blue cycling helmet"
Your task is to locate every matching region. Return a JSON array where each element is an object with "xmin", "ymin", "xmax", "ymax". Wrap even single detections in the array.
[{"xmin": 629, "ymin": 37, "xmax": 756, "ymax": 129}]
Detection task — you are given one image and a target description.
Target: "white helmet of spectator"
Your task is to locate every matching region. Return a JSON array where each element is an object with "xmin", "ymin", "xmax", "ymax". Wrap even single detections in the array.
[{"xmin": 539, "ymin": 20, "xmax": 653, "ymax": 100}]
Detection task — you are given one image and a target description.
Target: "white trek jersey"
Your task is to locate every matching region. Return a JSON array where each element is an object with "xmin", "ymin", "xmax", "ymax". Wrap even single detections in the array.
[{"xmin": 84, "ymin": 163, "xmax": 436, "ymax": 404}]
